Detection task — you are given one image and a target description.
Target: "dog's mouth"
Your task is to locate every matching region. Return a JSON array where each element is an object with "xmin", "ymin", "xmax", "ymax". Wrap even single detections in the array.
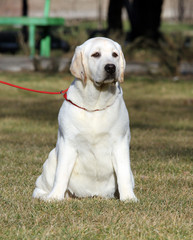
[
  {"xmin": 95, "ymin": 75, "xmax": 117, "ymax": 87},
  {"xmin": 94, "ymin": 79, "xmax": 117, "ymax": 87}
]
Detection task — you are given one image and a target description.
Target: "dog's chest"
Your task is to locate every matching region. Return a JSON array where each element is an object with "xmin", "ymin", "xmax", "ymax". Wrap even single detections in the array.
[
  {"xmin": 73, "ymin": 128, "xmax": 115, "ymax": 176},
  {"xmin": 74, "ymin": 109, "xmax": 117, "ymax": 136},
  {"xmin": 69, "ymin": 134, "xmax": 116, "ymax": 197}
]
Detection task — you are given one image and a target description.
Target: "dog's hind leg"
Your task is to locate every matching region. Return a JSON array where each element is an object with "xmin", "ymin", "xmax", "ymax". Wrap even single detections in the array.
[{"xmin": 32, "ymin": 148, "xmax": 57, "ymax": 199}]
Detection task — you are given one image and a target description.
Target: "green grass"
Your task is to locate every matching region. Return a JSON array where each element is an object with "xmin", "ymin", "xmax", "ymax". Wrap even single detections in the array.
[
  {"xmin": 161, "ymin": 22, "xmax": 193, "ymax": 33},
  {"xmin": 0, "ymin": 73, "xmax": 192, "ymax": 239}
]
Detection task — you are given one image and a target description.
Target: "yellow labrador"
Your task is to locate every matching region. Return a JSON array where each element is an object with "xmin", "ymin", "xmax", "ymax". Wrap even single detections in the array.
[{"xmin": 33, "ymin": 37, "xmax": 137, "ymax": 202}]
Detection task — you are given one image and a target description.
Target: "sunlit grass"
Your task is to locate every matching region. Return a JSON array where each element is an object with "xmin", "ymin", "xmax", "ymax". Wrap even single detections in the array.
[{"xmin": 0, "ymin": 72, "xmax": 192, "ymax": 239}]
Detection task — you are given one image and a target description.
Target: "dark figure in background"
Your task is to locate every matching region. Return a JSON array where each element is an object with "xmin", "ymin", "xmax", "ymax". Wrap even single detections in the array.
[
  {"xmin": 92, "ymin": 0, "xmax": 163, "ymax": 43},
  {"xmin": 125, "ymin": 0, "xmax": 163, "ymax": 42},
  {"xmin": 22, "ymin": 0, "xmax": 28, "ymax": 42},
  {"xmin": 107, "ymin": 0, "xmax": 123, "ymax": 33}
]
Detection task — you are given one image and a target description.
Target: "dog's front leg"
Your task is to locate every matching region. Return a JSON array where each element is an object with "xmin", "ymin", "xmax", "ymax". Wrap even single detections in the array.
[
  {"xmin": 47, "ymin": 137, "xmax": 77, "ymax": 201},
  {"xmin": 113, "ymin": 136, "xmax": 138, "ymax": 202}
]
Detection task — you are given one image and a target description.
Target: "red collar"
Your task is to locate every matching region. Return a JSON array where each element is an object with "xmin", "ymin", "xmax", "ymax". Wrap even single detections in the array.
[{"xmin": 63, "ymin": 92, "xmax": 112, "ymax": 112}]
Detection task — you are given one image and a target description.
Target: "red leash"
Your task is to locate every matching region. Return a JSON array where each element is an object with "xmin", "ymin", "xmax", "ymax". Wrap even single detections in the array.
[
  {"xmin": 0, "ymin": 80, "xmax": 110, "ymax": 112},
  {"xmin": 0, "ymin": 80, "xmax": 68, "ymax": 95}
]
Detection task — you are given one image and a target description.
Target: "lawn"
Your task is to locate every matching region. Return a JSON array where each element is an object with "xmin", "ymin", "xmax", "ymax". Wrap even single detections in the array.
[{"xmin": 0, "ymin": 72, "xmax": 192, "ymax": 240}]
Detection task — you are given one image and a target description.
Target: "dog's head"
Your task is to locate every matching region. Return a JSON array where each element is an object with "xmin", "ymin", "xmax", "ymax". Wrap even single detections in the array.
[{"xmin": 70, "ymin": 37, "xmax": 126, "ymax": 87}]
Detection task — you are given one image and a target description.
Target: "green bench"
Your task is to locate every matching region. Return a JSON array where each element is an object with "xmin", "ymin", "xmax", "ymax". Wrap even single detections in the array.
[{"xmin": 0, "ymin": 0, "xmax": 65, "ymax": 57}]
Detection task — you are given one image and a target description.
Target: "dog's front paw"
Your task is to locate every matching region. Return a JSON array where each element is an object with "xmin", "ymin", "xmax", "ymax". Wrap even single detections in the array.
[
  {"xmin": 46, "ymin": 190, "xmax": 64, "ymax": 202},
  {"xmin": 124, "ymin": 196, "xmax": 138, "ymax": 203},
  {"xmin": 120, "ymin": 192, "xmax": 138, "ymax": 202}
]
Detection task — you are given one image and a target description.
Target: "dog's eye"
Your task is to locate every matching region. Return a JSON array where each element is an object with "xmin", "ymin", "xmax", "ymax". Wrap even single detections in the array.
[
  {"xmin": 91, "ymin": 52, "xmax": 101, "ymax": 58},
  {"xmin": 112, "ymin": 52, "xmax": 118, "ymax": 58}
]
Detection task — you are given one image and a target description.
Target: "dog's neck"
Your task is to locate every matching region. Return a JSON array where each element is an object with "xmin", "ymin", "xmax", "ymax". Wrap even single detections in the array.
[{"xmin": 67, "ymin": 78, "xmax": 121, "ymax": 111}]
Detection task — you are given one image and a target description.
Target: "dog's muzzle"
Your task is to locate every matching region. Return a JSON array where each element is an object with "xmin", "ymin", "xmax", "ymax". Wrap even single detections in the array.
[
  {"xmin": 104, "ymin": 64, "xmax": 117, "ymax": 83},
  {"xmin": 94, "ymin": 64, "xmax": 117, "ymax": 87}
]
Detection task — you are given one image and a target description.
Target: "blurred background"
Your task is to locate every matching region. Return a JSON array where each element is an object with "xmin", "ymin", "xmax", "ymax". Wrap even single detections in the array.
[
  {"xmin": 0, "ymin": 0, "xmax": 193, "ymax": 75},
  {"xmin": 0, "ymin": 4, "xmax": 192, "ymax": 239}
]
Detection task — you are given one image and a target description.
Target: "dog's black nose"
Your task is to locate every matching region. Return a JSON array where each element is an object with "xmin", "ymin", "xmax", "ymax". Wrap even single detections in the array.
[{"xmin": 104, "ymin": 64, "xmax": 116, "ymax": 74}]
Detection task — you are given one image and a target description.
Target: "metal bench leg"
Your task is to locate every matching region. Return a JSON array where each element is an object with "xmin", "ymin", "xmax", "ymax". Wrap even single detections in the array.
[
  {"xmin": 29, "ymin": 25, "xmax": 36, "ymax": 57},
  {"xmin": 40, "ymin": 35, "xmax": 51, "ymax": 57}
]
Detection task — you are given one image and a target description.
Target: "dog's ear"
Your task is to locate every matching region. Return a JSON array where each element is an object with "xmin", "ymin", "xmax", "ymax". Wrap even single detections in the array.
[
  {"xmin": 119, "ymin": 50, "xmax": 126, "ymax": 83},
  {"xmin": 70, "ymin": 46, "xmax": 87, "ymax": 83}
]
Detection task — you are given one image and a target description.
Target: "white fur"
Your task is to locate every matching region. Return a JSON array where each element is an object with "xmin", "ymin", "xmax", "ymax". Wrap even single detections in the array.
[{"xmin": 33, "ymin": 37, "xmax": 137, "ymax": 202}]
